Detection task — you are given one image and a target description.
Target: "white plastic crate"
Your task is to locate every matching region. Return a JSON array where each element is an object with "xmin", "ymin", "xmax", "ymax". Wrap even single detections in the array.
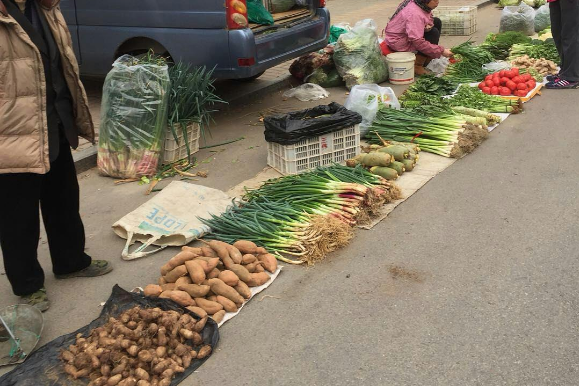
[
  {"xmin": 433, "ymin": 6, "xmax": 477, "ymax": 36},
  {"xmin": 162, "ymin": 122, "xmax": 200, "ymax": 164},
  {"xmin": 267, "ymin": 125, "xmax": 361, "ymax": 175}
]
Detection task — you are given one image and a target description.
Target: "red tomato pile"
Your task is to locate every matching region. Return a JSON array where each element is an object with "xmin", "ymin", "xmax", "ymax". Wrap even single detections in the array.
[{"xmin": 478, "ymin": 68, "xmax": 537, "ymax": 97}]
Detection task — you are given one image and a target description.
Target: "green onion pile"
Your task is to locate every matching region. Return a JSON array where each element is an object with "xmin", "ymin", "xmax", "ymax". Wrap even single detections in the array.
[
  {"xmin": 447, "ymin": 85, "xmax": 522, "ymax": 113},
  {"xmin": 201, "ymin": 165, "xmax": 400, "ymax": 265},
  {"xmin": 366, "ymin": 107, "xmax": 489, "ymax": 158}
]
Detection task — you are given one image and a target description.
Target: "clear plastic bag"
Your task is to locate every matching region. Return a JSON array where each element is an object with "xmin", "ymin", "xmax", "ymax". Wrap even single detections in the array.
[
  {"xmin": 283, "ymin": 83, "xmax": 330, "ymax": 101},
  {"xmin": 499, "ymin": 3, "xmax": 536, "ymax": 36},
  {"xmin": 97, "ymin": 55, "xmax": 170, "ymax": 179},
  {"xmin": 534, "ymin": 4, "xmax": 550, "ymax": 32},
  {"xmin": 425, "ymin": 57, "xmax": 450, "ymax": 75},
  {"xmin": 305, "ymin": 67, "xmax": 345, "ymax": 88},
  {"xmin": 344, "ymin": 84, "xmax": 400, "ymax": 137},
  {"xmin": 482, "ymin": 61, "xmax": 512, "ymax": 72},
  {"xmin": 333, "ymin": 19, "xmax": 389, "ymax": 89}
]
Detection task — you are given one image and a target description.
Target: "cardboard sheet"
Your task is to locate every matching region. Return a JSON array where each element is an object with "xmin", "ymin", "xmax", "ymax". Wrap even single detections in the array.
[
  {"xmin": 227, "ymin": 167, "xmax": 283, "ymax": 198},
  {"xmin": 359, "ymin": 152, "xmax": 457, "ymax": 229},
  {"xmin": 219, "ymin": 267, "xmax": 283, "ymax": 327}
]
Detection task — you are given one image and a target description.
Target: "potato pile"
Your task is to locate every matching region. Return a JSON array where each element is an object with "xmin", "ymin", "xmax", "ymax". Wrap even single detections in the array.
[
  {"xmin": 144, "ymin": 240, "xmax": 278, "ymax": 323},
  {"xmin": 511, "ymin": 56, "xmax": 558, "ymax": 76},
  {"xmin": 60, "ymin": 307, "xmax": 212, "ymax": 386}
]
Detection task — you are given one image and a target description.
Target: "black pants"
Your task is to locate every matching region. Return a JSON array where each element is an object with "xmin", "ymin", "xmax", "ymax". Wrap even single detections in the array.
[
  {"xmin": 419, "ymin": 17, "xmax": 442, "ymax": 57},
  {"xmin": 550, "ymin": 0, "xmax": 579, "ymax": 81},
  {"xmin": 0, "ymin": 142, "xmax": 91, "ymax": 296},
  {"xmin": 424, "ymin": 17, "xmax": 442, "ymax": 46}
]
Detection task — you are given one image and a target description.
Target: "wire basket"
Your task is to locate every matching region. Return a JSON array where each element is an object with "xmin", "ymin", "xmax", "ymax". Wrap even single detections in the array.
[
  {"xmin": 267, "ymin": 125, "xmax": 360, "ymax": 175},
  {"xmin": 162, "ymin": 122, "xmax": 201, "ymax": 164},
  {"xmin": 433, "ymin": 6, "xmax": 477, "ymax": 36}
]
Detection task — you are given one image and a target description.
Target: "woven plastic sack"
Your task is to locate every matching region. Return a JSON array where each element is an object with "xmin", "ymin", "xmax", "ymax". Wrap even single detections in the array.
[
  {"xmin": 248, "ymin": 0, "xmax": 274, "ymax": 25},
  {"xmin": 499, "ymin": 3, "xmax": 536, "ymax": 36},
  {"xmin": 97, "ymin": 55, "xmax": 169, "ymax": 179},
  {"xmin": 333, "ymin": 19, "xmax": 389, "ymax": 88},
  {"xmin": 266, "ymin": 0, "xmax": 295, "ymax": 13},
  {"xmin": 344, "ymin": 84, "xmax": 400, "ymax": 137},
  {"xmin": 534, "ymin": 4, "xmax": 550, "ymax": 32}
]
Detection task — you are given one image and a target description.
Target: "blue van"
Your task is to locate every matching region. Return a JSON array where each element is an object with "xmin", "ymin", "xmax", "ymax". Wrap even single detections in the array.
[{"xmin": 60, "ymin": 0, "xmax": 330, "ymax": 80}]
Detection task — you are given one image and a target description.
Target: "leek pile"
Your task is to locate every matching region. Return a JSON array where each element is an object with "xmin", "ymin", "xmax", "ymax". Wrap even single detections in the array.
[
  {"xmin": 366, "ymin": 107, "xmax": 489, "ymax": 158},
  {"xmin": 202, "ymin": 165, "xmax": 400, "ymax": 265}
]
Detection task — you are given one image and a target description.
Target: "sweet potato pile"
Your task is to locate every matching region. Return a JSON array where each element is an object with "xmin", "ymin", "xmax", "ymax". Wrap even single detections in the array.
[
  {"xmin": 60, "ymin": 307, "xmax": 212, "ymax": 386},
  {"xmin": 144, "ymin": 240, "xmax": 278, "ymax": 323}
]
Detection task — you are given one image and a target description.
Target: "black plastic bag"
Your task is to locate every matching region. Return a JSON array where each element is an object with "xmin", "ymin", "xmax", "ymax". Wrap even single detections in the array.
[
  {"xmin": 264, "ymin": 102, "xmax": 362, "ymax": 145},
  {"xmin": 0, "ymin": 285, "xmax": 219, "ymax": 386}
]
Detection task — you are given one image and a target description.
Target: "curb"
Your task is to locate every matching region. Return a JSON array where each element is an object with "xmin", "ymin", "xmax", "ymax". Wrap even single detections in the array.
[
  {"xmin": 73, "ymin": 145, "xmax": 98, "ymax": 174},
  {"xmin": 72, "ymin": 0, "xmax": 495, "ymax": 174}
]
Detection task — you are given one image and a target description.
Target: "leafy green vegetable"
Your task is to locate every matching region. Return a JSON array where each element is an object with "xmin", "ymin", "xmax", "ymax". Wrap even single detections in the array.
[
  {"xmin": 447, "ymin": 85, "xmax": 522, "ymax": 113},
  {"xmin": 445, "ymin": 42, "xmax": 495, "ymax": 83},
  {"xmin": 508, "ymin": 39, "xmax": 560, "ymax": 62},
  {"xmin": 498, "ymin": 0, "xmax": 520, "ymax": 6},
  {"xmin": 406, "ymin": 74, "xmax": 458, "ymax": 96},
  {"xmin": 481, "ymin": 31, "xmax": 532, "ymax": 60},
  {"xmin": 167, "ymin": 63, "xmax": 225, "ymax": 161}
]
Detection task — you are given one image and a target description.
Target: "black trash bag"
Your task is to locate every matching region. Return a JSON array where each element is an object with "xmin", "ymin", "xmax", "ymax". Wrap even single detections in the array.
[
  {"xmin": 0, "ymin": 285, "xmax": 219, "ymax": 386},
  {"xmin": 264, "ymin": 102, "xmax": 362, "ymax": 145}
]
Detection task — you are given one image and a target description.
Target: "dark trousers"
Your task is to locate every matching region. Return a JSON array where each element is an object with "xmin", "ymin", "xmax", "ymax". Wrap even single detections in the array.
[
  {"xmin": 419, "ymin": 17, "xmax": 442, "ymax": 57},
  {"xmin": 424, "ymin": 17, "xmax": 442, "ymax": 46},
  {"xmin": 550, "ymin": 0, "xmax": 579, "ymax": 81},
  {"xmin": 0, "ymin": 142, "xmax": 90, "ymax": 296}
]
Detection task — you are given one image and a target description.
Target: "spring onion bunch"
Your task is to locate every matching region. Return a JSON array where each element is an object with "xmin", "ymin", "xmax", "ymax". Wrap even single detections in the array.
[
  {"xmin": 448, "ymin": 85, "xmax": 523, "ymax": 113},
  {"xmin": 202, "ymin": 165, "xmax": 400, "ymax": 264},
  {"xmin": 366, "ymin": 107, "xmax": 489, "ymax": 158}
]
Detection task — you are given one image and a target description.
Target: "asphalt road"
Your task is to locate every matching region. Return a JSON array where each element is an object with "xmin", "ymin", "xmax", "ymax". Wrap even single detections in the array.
[{"xmin": 2, "ymin": 2, "xmax": 579, "ymax": 386}]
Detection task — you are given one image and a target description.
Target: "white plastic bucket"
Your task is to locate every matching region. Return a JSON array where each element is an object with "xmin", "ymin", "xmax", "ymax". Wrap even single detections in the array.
[{"xmin": 386, "ymin": 52, "xmax": 416, "ymax": 85}]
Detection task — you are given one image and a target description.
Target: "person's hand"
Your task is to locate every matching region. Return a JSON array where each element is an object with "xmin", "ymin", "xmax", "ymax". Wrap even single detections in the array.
[
  {"xmin": 442, "ymin": 49, "xmax": 454, "ymax": 58},
  {"xmin": 425, "ymin": 24, "xmax": 433, "ymax": 32}
]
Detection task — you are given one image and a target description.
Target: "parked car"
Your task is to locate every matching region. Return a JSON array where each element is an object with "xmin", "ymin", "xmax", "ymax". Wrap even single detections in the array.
[{"xmin": 60, "ymin": 0, "xmax": 330, "ymax": 80}]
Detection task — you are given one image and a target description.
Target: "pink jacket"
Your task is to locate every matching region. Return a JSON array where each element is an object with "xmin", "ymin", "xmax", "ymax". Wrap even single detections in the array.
[{"xmin": 384, "ymin": 2, "xmax": 445, "ymax": 58}]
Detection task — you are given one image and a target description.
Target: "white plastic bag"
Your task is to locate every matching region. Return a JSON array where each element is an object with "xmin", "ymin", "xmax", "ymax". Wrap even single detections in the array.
[
  {"xmin": 500, "ymin": 3, "xmax": 536, "ymax": 36},
  {"xmin": 425, "ymin": 57, "xmax": 450, "ymax": 75},
  {"xmin": 482, "ymin": 61, "xmax": 512, "ymax": 72},
  {"xmin": 283, "ymin": 83, "xmax": 330, "ymax": 101},
  {"xmin": 344, "ymin": 84, "xmax": 400, "ymax": 137}
]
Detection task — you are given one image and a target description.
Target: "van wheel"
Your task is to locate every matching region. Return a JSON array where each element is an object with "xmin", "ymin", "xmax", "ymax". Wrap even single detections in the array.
[{"xmin": 236, "ymin": 72, "xmax": 265, "ymax": 82}]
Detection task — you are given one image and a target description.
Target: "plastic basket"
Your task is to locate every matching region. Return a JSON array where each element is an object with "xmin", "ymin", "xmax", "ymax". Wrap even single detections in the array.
[
  {"xmin": 162, "ymin": 122, "xmax": 201, "ymax": 164},
  {"xmin": 267, "ymin": 125, "xmax": 360, "ymax": 175},
  {"xmin": 433, "ymin": 6, "xmax": 477, "ymax": 36}
]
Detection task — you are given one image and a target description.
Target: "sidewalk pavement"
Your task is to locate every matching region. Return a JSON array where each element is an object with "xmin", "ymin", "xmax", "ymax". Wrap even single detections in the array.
[{"xmin": 71, "ymin": 0, "xmax": 497, "ymax": 171}]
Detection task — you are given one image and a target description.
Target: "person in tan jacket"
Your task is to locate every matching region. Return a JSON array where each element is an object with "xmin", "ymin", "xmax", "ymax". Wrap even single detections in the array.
[{"xmin": 0, "ymin": 0, "xmax": 112, "ymax": 312}]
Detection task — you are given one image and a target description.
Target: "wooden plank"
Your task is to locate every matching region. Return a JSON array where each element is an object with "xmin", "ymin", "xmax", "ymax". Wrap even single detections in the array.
[{"xmin": 249, "ymin": 8, "xmax": 311, "ymax": 30}]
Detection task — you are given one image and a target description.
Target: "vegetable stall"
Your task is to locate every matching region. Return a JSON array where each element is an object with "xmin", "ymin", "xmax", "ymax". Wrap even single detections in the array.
[{"xmin": 0, "ymin": 10, "xmax": 562, "ymax": 386}]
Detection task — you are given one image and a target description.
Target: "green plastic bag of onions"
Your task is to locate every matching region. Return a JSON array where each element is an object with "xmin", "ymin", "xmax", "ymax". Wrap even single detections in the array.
[{"xmin": 97, "ymin": 54, "xmax": 170, "ymax": 179}]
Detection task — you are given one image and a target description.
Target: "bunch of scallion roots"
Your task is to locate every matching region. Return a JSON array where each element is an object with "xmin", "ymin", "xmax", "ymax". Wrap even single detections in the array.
[
  {"xmin": 201, "ymin": 165, "xmax": 401, "ymax": 265},
  {"xmin": 366, "ymin": 107, "xmax": 490, "ymax": 158}
]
